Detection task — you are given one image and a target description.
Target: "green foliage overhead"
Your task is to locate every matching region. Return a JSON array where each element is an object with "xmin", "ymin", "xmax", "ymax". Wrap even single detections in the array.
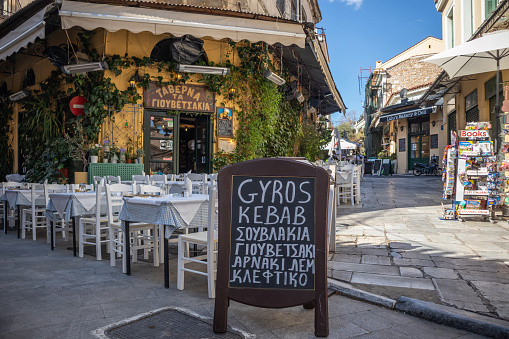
[
  {"xmin": 17, "ymin": 33, "xmax": 331, "ymax": 180},
  {"xmin": 0, "ymin": 99, "xmax": 14, "ymax": 180}
]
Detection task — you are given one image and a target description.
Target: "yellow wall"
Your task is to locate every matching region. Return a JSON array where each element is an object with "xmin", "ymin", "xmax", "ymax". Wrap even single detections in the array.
[
  {"xmin": 103, "ymin": 29, "xmax": 244, "ymax": 159},
  {"xmin": 396, "ymin": 119, "xmax": 408, "ymax": 173}
]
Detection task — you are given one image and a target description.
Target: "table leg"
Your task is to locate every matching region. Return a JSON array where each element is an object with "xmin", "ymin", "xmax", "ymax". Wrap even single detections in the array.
[
  {"xmin": 50, "ymin": 220, "xmax": 54, "ymax": 250},
  {"xmin": 72, "ymin": 217, "xmax": 77, "ymax": 257},
  {"xmin": 17, "ymin": 205, "xmax": 20, "ymax": 238},
  {"xmin": 164, "ymin": 230, "xmax": 169, "ymax": 289},
  {"xmin": 4, "ymin": 204, "xmax": 7, "ymax": 234},
  {"xmin": 125, "ymin": 221, "xmax": 131, "ymax": 276}
]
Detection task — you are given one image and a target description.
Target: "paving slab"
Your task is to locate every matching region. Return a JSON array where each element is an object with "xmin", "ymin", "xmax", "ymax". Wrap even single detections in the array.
[
  {"xmin": 400, "ymin": 267, "xmax": 423, "ymax": 278},
  {"xmin": 361, "ymin": 255, "xmax": 391, "ymax": 265},
  {"xmin": 350, "ymin": 272, "xmax": 434, "ymax": 290},
  {"xmin": 423, "ymin": 267, "xmax": 459, "ymax": 279},
  {"xmin": 328, "ymin": 261, "xmax": 400, "ymax": 276}
]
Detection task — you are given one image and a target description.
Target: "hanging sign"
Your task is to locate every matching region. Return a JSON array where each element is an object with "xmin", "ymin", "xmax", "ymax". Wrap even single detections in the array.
[
  {"xmin": 144, "ymin": 82, "xmax": 215, "ymax": 112},
  {"xmin": 214, "ymin": 158, "xmax": 329, "ymax": 337},
  {"xmin": 460, "ymin": 130, "xmax": 488, "ymax": 138},
  {"xmin": 217, "ymin": 107, "xmax": 233, "ymax": 137},
  {"xmin": 69, "ymin": 96, "xmax": 87, "ymax": 116}
]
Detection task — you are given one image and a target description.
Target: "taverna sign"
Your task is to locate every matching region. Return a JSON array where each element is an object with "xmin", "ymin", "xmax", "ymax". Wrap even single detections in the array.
[{"xmin": 144, "ymin": 82, "xmax": 215, "ymax": 112}]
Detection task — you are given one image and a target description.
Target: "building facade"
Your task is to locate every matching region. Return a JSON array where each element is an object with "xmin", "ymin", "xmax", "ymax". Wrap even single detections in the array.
[
  {"xmin": 364, "ymin": 36, "xmax": 444, "ymax": 173},
  {"xmin": 422, "ymin": 0, "xmax": 508, "ymax": 155},
  {"xmin": 0, "ymin": 0, "xmax": 346, "ymax": 181}
]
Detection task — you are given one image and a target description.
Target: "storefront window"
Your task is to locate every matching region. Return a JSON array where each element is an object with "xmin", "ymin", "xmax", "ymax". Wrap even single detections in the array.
[
  {"xmin": 149, "ymin": 116, "xmax": 174, "ymax": 174},
  {"xmin": 485, "ymin": 75, "xmax": 503, "ymax": 139},
  {"xmin": 465, "ymin": 89, "xmax": 478, "ymax": 111},
  {"xmin": 421, "ymin": 135, "xmax": 430, "ymax": 158},
  {"xmin": 448, "ymin": 110, "xmax": 457, "ymax": 145},
  {"xmin": 410, "ymin": 136, "xmax": 420, "ymax": 159}
]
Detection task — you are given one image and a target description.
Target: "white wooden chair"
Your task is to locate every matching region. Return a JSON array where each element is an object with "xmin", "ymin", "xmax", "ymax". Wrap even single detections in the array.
[
  {"xmin": 21, "ymin": 184, "xmax": 46, "ymax": 241},
  {"xmin": 137, "ymin": 184, "xmax": 161, "ymax": 195},
  {"xmin": 44, "ymin": 183, "xmax": 71, "ymax": 245},
  {"xmin": 336, "ymin": 166, "xmax": 361, "ymax": 206},
  {"xmin": 107, "ymin": 176, "xmax": 121, "ymax": 184},
  {"xmin": 1, "ymin": 182, "xmax": 23, "ymax": 230},
  {"xmin": 149, "ymin": 174, "xmax": 167, "ymax": 186},
  {"xmin": 184, "ymin": 173, "xmax": 207, "ymax": 194},
  {"xmin": 177, "ymin": 187, "xmax": 218, "ymax": 298},
  {"xmin": 78, "ymin": 185, "xmax": 109, "ymax": 260},
  {"xmin": 105, "ymin": 184, "xmax": 158, "ymax": 273},
  {"xmin": 132, "ymin": 175, "xmax": 149, "ymax": 185},
  {"xmin": 93, "ymin": 176, "xmax": 105, "ymax": 186}
]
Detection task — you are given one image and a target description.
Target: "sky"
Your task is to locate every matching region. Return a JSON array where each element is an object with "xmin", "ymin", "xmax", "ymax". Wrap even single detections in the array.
[{"xmin": 317, "ymin": 0, "xmax": 443, "ymax": 125}]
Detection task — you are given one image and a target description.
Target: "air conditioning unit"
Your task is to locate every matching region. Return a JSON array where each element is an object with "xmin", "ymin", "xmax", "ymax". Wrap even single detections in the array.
[{"xmin": 451, "ymin": 84, "xmax": 461, "ymax": 93}]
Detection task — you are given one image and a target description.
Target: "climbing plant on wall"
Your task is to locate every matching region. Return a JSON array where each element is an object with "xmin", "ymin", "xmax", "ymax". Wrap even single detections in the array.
[
  {"xmin": 17, "ymin": 31, "xmax": 330, "ymax": 180},
  {"xmin": 0, "ymin": 98, "xmax": 14, "ymax": 180}
]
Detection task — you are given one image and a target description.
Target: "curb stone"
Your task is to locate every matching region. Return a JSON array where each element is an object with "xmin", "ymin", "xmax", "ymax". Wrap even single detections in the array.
[
  {"xmin": 328, "ymin": 278, "xmax": 509, "ymax": 338},
  {"xmin": 394, "ymin": 296, "xmax": 509, "ymax": 339},
  {"xmin": 327, "ymin": 278, "xmax": 396, "ymax": 309}
]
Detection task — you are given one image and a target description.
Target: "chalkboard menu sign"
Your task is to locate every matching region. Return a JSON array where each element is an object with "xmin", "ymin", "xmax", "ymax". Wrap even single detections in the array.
[
  {"xmin": 217, "ymin": 107, "xmax": 233, "ymax": 137},
  {"xmin": 214, "ymin": 158, "xmax": 329, "ymax": 337},
  {"xmin": 381, "ymin": 159, "xmax": 391, "ymax": 175},
  {"xmin": 399, "ymin": 138, "xmax": 406, "ymax": 152},
  {"xmin": 373, "ymin": 159, "xmax": 382, "ymax": 175},
  {"xmin": 430, "ymin": 134, "xmax": 438, "ymax": 149},
  {"xmin": 229, "ymin": 176, "xmax": 315, "ymax": 290}
]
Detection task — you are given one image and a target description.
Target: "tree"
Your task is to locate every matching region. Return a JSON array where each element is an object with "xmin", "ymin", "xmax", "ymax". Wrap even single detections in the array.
[{"xmin": 334, "ymin": 110, "xmax": 359, "ymax": 140}]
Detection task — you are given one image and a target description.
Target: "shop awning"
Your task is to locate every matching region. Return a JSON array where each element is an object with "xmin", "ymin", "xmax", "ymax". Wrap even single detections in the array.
[
  {"xmin": 379, "ymin": 106, "xmax": 434, "ymax": 123},
  {"xmin": 59, "ymin": 0, "xmax": 306, "ymax": 47},
  {"xmin": 0, "ymin": 5, "xmax": 50, "ymax": 61},
  {"xmin": 276, "ymin": 39, "xmax": 346, "ymax": 115}
]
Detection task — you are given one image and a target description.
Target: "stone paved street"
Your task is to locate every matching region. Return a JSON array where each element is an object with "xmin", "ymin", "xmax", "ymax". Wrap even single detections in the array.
[
  {"xmin": 328, "ymin": 174, "xmax": 509, "ymax": 322},
  {"xmin": 0, "ymin": 230, "xmax": 480, "ymax": 338}
]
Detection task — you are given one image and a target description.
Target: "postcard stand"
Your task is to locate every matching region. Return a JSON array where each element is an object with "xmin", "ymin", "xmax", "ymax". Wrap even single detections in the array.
[{"xmin": 454, "ymin": 123, "xmax": 500, "ymax": 222}]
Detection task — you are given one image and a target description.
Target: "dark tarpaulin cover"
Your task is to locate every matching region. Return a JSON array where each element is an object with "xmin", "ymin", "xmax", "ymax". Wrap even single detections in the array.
[{"xmin": 151, "ymin": 35, "xmax": 206, "ymax": 65}]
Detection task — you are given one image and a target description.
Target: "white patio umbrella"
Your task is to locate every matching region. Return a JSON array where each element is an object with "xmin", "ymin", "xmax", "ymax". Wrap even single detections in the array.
[
  {"xmin": 423, "ymin": 30, "xmax": 509, "ymax": 78},
  {"xmin": 423, "ymin": 29, "xmax": 509, "ymax": 149},
  {"xmin": 339, "ymin": 138, "xmax": 360, "ymax": 150}
]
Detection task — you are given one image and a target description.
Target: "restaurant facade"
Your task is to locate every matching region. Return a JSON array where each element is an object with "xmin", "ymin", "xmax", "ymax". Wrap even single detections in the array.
[{"xmin": 0, "ymin": 0, "xmax": 346, "ymax": 181}]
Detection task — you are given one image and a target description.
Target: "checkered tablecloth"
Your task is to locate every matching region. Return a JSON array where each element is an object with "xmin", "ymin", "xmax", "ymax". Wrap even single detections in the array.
[
  {"xmin": 45, "ymin": 192, "xmax": 107, "ymax": 222},
  {"xmin": 119, "ymin": 195, "xmax": 209, "ymax": 239},
  {"xmin": 1, "ymin": 190, "xmax": 45, "ymax": 209}
]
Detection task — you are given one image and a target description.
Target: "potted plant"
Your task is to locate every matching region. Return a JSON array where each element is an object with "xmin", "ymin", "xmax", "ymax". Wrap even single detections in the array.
[
  {"xmin": 136, "ymin": 148, "xmax": 144, "ymax": 164},
  {"xmin": 110, "ymin": 143, "xmax": 119, "ymax": 163},
  {"xmin": 64, "ymin": 122, "xmax": 91, "ymax": 184},
  {"xmin": 102, "ymin": 140, "xmax": 110, "ymax": 163},
  {"xmin": 119, "ymin": 148, "xmax": 126, "ymax": 163},
  {"xmin": 89, "ymin": 144, "xmax": 101, "ymax": 163}
]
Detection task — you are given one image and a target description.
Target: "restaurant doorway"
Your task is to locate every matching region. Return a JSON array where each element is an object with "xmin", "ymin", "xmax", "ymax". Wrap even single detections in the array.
[
  {"xmin": 144, "ymin": 111, "xmax": 212, "ymax": 175},
  {"xmin": 407, "ymin": 116, "xmax": 430, "ymax": 170},
  {"xmin": 179, "ymin": 114, "xmax": 210, "ymax": 174}
]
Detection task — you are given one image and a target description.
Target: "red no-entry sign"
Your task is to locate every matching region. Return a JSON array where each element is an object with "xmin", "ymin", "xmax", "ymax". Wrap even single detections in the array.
[{"xmin": 70, "ymin": 96, "xmax": 87, "ymax": 116}]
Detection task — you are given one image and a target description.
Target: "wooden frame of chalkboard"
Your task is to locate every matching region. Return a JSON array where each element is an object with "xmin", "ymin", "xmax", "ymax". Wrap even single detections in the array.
[{"xmin": 213, "ymin": 158, "xmax": 329, "ymax": 337}]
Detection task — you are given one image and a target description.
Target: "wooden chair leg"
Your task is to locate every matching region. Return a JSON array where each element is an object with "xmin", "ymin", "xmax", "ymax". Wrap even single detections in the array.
[{"xmin": 177, "ymin": 236, "xmax": 185, "ymax": 291}]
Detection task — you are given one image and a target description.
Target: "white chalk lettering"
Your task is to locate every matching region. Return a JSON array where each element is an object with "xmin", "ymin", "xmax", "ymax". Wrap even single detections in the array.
[
  {"xmin": 238, "ymin": 179, "xmax": 256, "ymax": 203},
  {"xmin": 298, "ymin": 181, "xmax": 312, "ymax": 203},
  {"xmin": 272, "ymin": 180, "xmax": 283, "ymax": 204}
]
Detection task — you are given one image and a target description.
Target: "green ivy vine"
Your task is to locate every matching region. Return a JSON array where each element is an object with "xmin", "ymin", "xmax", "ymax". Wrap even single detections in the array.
[
  {"xmin": 18, "ymin": 32, "xmax": 330, "ymax": 181},
  {"xmin": 0, "ymin": 98, "xmax": 14, "ymax": 180}
]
